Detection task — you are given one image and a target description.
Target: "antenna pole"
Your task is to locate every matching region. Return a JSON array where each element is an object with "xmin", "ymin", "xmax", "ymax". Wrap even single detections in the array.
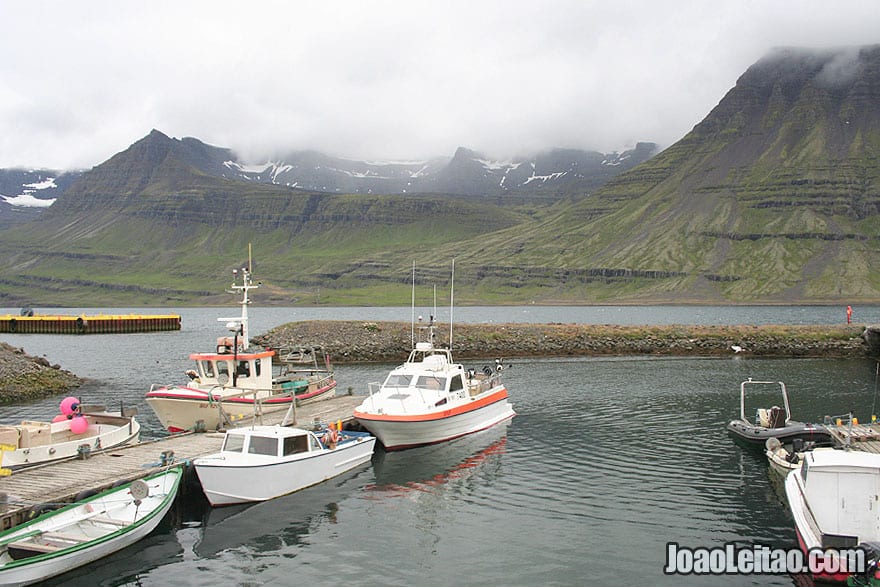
[
  {"xmin": 411, "ymin": 261, "xmax": 416, "ymax": 348},
  {"xmin": 449, "ymin": 259, "xmax": 455, "ymax": 349}
]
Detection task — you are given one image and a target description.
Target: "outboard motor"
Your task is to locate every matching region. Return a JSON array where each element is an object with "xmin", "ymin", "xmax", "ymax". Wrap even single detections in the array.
[{"xmin": 848, "ymin": 542, "xmax": 880, "ymax": 586}]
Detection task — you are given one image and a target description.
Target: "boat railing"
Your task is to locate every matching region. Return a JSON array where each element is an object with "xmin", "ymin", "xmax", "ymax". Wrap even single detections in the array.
[
  {"xmin": 739, "ymin": 379, "xmax": 791, "ymax": 424},
  {"xmin": 276, "ymin": 370, "xmax": 336, "ymax": 388},
  {"xmin": 208, "ymin": 387, "xmax": 287, "ymax": 429}
]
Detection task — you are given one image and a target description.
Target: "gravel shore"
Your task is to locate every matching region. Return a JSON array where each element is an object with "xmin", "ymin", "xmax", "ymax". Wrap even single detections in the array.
[
  {"xmin": 0, "ymin": 322, "xmax": 868, "ymax": 405},
  {"xmin": 254, "ymin": 321, "xmax": 871, "ymax": 363}
]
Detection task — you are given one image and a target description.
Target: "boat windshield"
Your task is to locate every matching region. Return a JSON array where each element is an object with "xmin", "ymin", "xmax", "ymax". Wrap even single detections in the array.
[
  {"xmin": 223, "ymin": 434, "xmax": 245, "ymax": 453},
  {"xmin": 383, "ymin": 374, "xmax": 413, "ymax": 388}
]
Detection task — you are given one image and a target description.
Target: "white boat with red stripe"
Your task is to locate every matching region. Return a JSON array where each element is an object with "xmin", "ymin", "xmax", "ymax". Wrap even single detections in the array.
[{"xmin": 146, "ymin": 266, "xmax": 336, "ymax": 433}]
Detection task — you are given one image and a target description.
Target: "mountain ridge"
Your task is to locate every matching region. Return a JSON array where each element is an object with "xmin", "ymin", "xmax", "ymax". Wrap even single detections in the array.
[{"xmin": 0, "ymin": 45, "xmax": 878, "ymax": 305}]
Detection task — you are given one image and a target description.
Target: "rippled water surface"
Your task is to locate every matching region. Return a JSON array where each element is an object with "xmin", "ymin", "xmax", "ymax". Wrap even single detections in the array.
[{"xmin": 2, "ymin": 307, "xmax": 878, "ymax": 586}]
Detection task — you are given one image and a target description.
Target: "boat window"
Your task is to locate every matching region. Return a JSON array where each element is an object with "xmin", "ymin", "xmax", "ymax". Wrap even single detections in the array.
[
  {"xmin": 416, "ymin": 376, "xmax": 446, "ymax": 391},
  {"xmin": 450, "ymin": 375, "xmax": 464, "ymax": 392},
  {"xmin": 223, "ymin": 434, "xmax": 245, "ymax": 453},
  {"xmin": 801, "ymin": 460, "xmax": 809, "ymax": 482},
  {"xmin": 384, "ymin": 374, "xmax": 413, "ymax": 388},
  {"xmin": 310, "ymin": 435, "xmax": 323, "ymax": 451},
  {"xmin": 283, "ymin": 435, "xmax": 309, "ymax": 455},
  {"xmin": 235, "ymin": 361, "xmax": 250, "ymax": 379},
  {"xmin": 248, "ymin": 435, "xmax": 278, "ymax": 456},
  {"xmin": 254, "ymin": 358, "xmax": 262, "ymax": 377},
  {"xmin": 217, "ymin": 361, "xmax": 229, "ymax": 380},
  {"xmin": 200, "ymin": 361, "xmax": 215, "ymax": 378}
]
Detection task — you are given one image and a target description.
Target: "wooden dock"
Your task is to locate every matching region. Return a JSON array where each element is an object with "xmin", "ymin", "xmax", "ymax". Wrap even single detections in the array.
[
  {"xmin": 825, "ymin": 422, "xmax": 880, "ymax": 453},
  {"xmin": 0, "ymin": 395, "xmax": 363, "ymax": 530},
  {"xmin": 0, "ymin": 313, "xmax": 181, "ymax": 334}
]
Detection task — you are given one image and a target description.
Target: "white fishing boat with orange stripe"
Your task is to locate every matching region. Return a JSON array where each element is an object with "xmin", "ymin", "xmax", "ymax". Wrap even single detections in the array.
[{"xmin": 354, "ymin": 262, "xmax": 515, "ymax": 450}]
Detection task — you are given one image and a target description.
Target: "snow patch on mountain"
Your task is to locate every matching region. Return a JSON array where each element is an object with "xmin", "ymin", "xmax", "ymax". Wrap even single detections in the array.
[{"xmin": 2, "ymin": 193, "xmax": 56, "ymax": 207}]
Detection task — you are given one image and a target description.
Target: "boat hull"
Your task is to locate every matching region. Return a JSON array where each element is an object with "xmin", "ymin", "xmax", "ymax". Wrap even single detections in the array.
[
  {"xmin": 146, "ymin": 389, "xmax": 293, "ymax": 433},
  {"xmin": 194, "ymin": 435, "xmax": 376, "ymax": 506},
  {"xmin": 147, "ymin": 382, "xmax": 336, "ymax": 433},
  {"xmin": 784, "ymin": 463, "xmax": 867, "ymax": 583},
  {"xmin": 0, "ymin": 467, "xmax": 182, "ymax": 587},
  {"xmin": 726, "ymin": 419, "xmax": 832, "ymax": 450},
  {"xmin": 354, "ymin": 389, "xmax": 515, "ymax": 451},
  {"xmin": 0, "ymin": 416, "xmax": 140, "ymax": 470}
]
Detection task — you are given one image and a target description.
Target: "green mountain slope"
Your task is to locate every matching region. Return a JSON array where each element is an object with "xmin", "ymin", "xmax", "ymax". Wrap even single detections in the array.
[
  {"xmin": 1, "ymin": 46, "xmax": 880, "ymax": 306},
  {"xmin": 414, "ymin": 46, "xmax": 880, "ymax": 303}
]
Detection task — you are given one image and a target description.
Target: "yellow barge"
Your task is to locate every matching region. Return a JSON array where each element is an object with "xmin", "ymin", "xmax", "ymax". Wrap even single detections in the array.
[{"xmin": 0, "ymin": 314, "xmax": 181, "ymax": 334}]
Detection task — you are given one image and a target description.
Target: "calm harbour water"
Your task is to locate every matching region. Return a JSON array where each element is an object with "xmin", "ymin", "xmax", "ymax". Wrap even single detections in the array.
[{"xmin": 2, "ymin": 305, "xmax": 879, "ymax": 586}]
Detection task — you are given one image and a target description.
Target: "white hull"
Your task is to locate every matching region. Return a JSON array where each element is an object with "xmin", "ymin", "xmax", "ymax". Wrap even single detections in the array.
[
  {"xmin": 145, "ymin": 390, "xmax": 293, "ymax": 433},
  {"xmin": 0, "ymin": 415, "xmax": 140, "ymax": 470},
  {"xmin": 147, "ymin": 383, "xmax": 336, "ymax": 433},
  {"xmin": 0, "ymin": 467, "xmax": 182, "ymax": 587},
  {"xmin": 356, "ymin": 390, "xmax": 515, "ymax": 451},
  {"xmin": 195, "ymin": 434, "xmax": 376, "ymax": 506}
]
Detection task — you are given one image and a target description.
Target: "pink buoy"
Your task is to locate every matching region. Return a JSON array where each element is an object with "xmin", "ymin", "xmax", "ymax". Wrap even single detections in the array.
[
  {"xmin": 60, "ymin": 396, "xmax": 79, "ymax": 416},
  {"xmin": 52, "ymin": 414, "xmax": 68, "ymax": 423},
  {"xmin": 70, "ymin": 415, "xmax": 88, "ymax": 434}
]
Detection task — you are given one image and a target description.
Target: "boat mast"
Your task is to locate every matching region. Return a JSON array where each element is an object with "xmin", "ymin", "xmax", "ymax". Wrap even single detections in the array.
[
  {"xmin": 411, "ymin": 261, "xmax": 416, "ymax": 349},
  {"xmin": 449, "ymin": 259, "xmax": 455, "ymax": 350},
  {"xmin": 221, "ymin": 266, "xmax": 258, "ymax": 350}
]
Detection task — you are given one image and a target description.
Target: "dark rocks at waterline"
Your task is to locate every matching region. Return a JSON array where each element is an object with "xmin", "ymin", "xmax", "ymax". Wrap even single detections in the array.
[
  {"xmin": 255, "ymin": 321, "xmax": 871, "ymax": 363},
  {"xmin": 864, "ymin": 325, "xmax": 880, "ymax": 355},
  {"xmin": 0, "ymin": 342, "xmax": 82, "ymax": 405}
]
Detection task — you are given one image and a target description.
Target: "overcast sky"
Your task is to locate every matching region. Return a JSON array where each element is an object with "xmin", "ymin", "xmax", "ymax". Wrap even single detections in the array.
[{"xmin": 1, "ymin": 0, "xmax": 879, "ymax": 170}]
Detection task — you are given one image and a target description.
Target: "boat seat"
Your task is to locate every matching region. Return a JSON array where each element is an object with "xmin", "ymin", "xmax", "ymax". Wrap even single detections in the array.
[
  {"xmin": 41, "ymin": 531, "xmax": 87, "ymax": 543},
  {"xmin": 6, "ymin": 532, "xmax": 87, "ymax": 558},
  {"xmin": 91, "ymin": 516, "xmax": 129, "ymax": 527},
  {"xmin": 7, "ymin": 539, "xmax": 61, "ymax": 557}
]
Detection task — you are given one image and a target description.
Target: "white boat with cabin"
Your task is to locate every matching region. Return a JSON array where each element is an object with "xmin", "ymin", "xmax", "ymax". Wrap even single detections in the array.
[
  {"xmin": 353, "ymin": 271, "xmax": 515, "ymax": 450},
  {"xmin": 785, "ymin": 449, "xmax": 880, "ymax": 583},
  {"xmin": 193, "ymin": 424, "xmax": 376, "ymax": 506},
  {"xmin": 146, "ymin": 268, "xmax": 336, "ymax": 433}
]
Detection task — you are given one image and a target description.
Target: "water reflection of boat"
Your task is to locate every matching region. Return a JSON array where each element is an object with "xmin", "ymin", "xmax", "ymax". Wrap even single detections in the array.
[
  {"xmin": 367, "ymin": 419, "xmax": 510, "ymax": 494},
  {"xmin": 193, "ymin": 465, "xmax": 374, "ymax": 558}
]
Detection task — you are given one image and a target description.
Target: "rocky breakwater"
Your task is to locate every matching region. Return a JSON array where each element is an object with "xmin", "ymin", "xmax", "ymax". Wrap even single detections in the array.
[
  {"xmin": 0, "ymin": 342, "xmax": 82, "ymax": 405},
  {"xmin": 254, "ymin": 321, "xmax": 870, "ymax": 363}
]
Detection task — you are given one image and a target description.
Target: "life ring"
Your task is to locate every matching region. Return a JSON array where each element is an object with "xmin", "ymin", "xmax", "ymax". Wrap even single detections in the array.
[
  {"xmin": 8, "ymin": 318, "xmax": 16, "ymax": 333},
  {"xmin": 75, "ymin": 317, "xmax": 85, "ymax": 333}
]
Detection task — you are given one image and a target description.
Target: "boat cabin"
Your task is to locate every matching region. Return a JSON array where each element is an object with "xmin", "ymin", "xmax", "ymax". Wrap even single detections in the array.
[
  {"xmin": 187, "ymin": 348, "xmax": 275, "ymax": 391},
  {"xmin": 221, "ymin": 427, "xmax": 324, "ymax": 458},
  {"xmin": 799, "ymin": 450, "xmax": 880, "ymax": 546}
]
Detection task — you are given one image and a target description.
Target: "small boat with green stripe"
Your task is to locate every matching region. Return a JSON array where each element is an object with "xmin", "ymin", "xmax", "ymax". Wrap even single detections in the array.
[{"xmin": 0, "ymin": 465, "xmax": 183, "ymax": 586}]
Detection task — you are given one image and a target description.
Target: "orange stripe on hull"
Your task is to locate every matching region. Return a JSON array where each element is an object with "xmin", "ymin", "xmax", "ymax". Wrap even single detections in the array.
[{"xmin": 354, "ymin": 387, "xmax": 509, "ymax": 423}]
